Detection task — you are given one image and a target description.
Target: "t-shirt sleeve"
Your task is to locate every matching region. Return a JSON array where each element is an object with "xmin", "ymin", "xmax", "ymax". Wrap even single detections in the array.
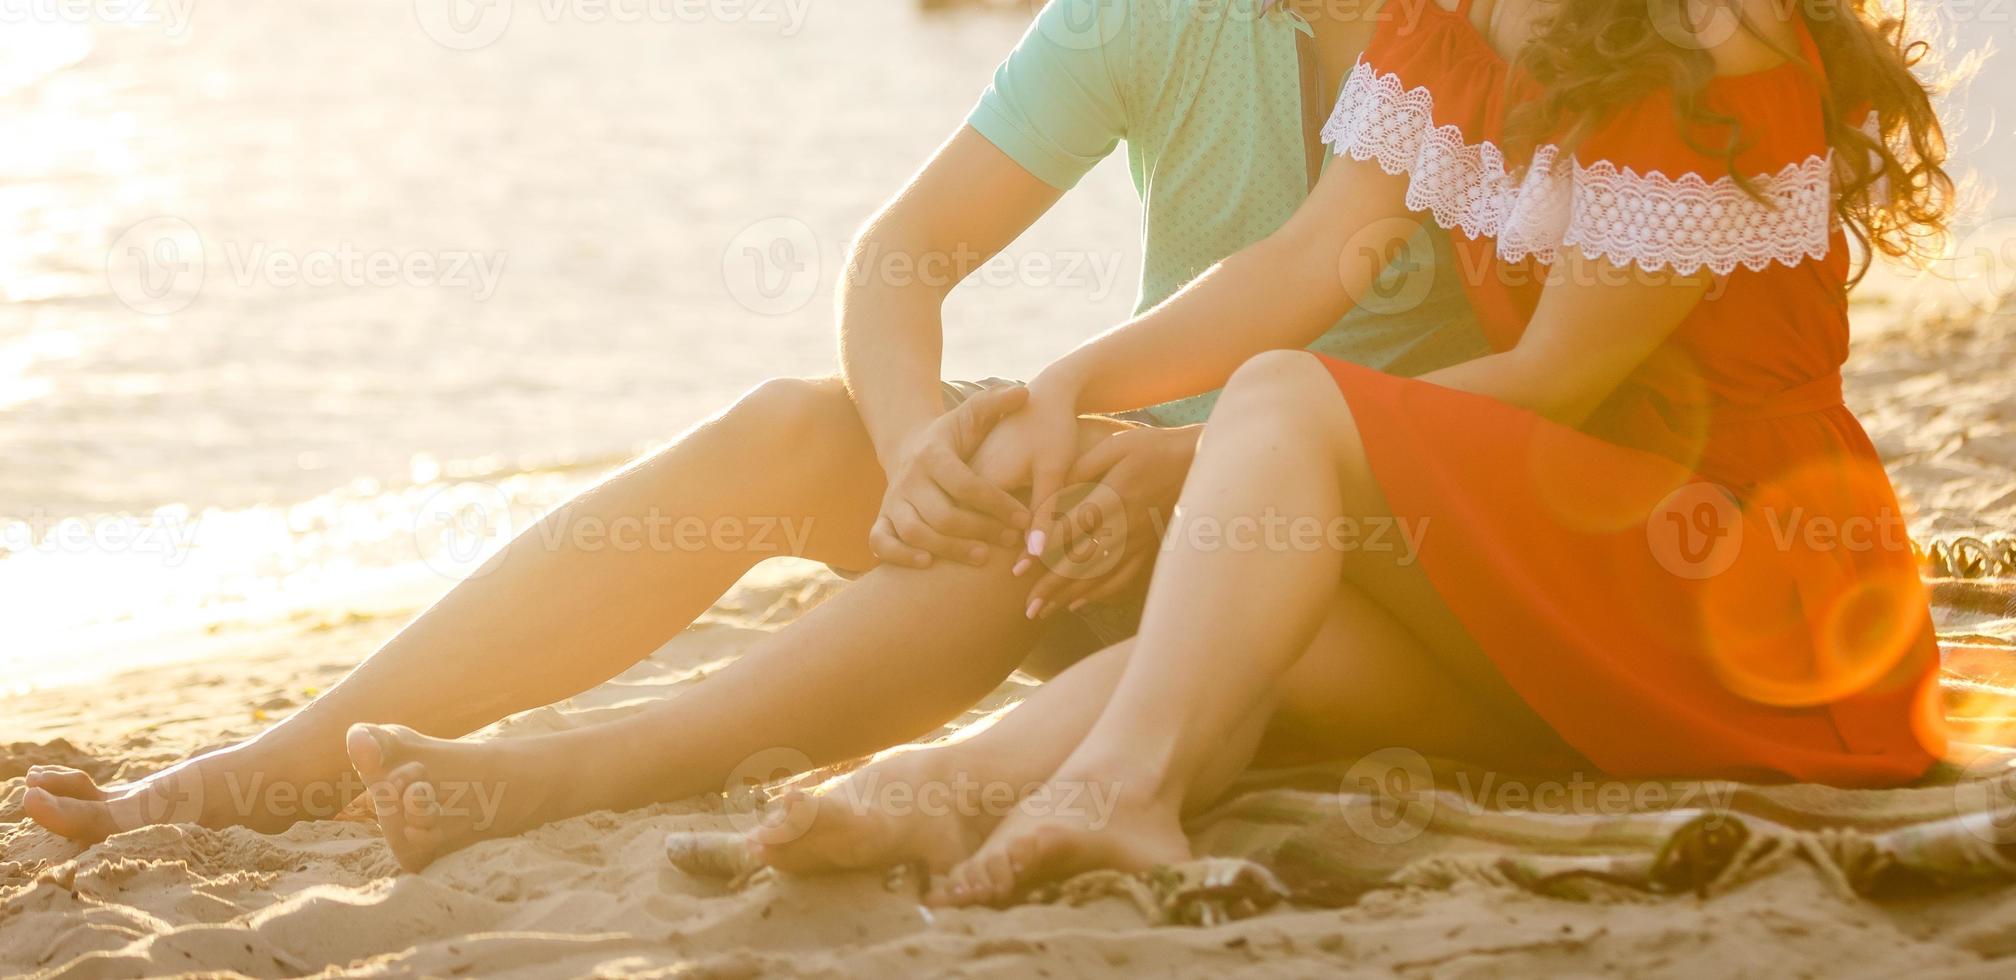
[{"xmin": 964, "ymin": 0, "xmax": 1130, "ymax": 191}]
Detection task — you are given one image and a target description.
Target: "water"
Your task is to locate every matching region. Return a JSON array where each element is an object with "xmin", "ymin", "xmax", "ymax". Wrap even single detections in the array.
[
  {"xmin": 1, "ymin": 0, "xmax": 2009, "ymax": 690},
  {"xmin": 0, "ymin": 0, "xmax": 1143, "ymax": 686}
]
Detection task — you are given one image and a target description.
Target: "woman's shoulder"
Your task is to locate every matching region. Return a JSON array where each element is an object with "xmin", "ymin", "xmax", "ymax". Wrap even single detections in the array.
[{"xmin": 1688, "ymin": 0, "xmax": 1807, "ymax": 77}]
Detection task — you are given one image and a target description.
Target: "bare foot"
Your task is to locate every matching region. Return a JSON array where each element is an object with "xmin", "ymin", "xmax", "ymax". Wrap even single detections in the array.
[
  {"xmin": 748, "ymin": 752, "xmax": 996, "ymax": 877},
  {"xmin": 345, "ymin": 724, "xmax": 569, "ymax": 872},
  {"xmin": 931, "ymin": 765, "xmax": 1190, "ymax": 907},
  {"xmin": 23, "ymin": 741, "xmax": 356, "ymax": 843}
]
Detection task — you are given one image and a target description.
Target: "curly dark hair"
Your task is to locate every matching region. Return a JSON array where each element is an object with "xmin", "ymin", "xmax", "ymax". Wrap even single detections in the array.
[{"xmin": 1500, "ymin": 0, "xmax": 1954, "ymax": 282}]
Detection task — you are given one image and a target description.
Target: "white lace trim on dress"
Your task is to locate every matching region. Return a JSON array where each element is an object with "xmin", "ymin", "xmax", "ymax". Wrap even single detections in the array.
[{"xmin": 1319, "ymin": 61, "xmax": 1833, "ymax": 276}]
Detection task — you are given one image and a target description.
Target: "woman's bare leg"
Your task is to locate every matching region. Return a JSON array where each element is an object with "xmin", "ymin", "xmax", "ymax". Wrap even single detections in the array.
[
  {"xmin": 26, "ymin": 380, "xmax": 1110, "ymax": 842},
  {"xmin": 940, "ymin": 352, "xmax": 1575, "ymax": 903},
  {"xmin": 752, "ymin": 565, "xmax": 1541, "ymax": 901}
]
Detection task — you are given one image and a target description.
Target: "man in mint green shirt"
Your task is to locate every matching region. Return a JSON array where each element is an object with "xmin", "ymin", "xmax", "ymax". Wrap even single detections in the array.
[
  {"xmin": 24, "ymin": 1, "xmax": 1485, "ymax": 853},
  {"xmin": 962, "ymin": 0, "xmax": 1479, "ymax": 429}
]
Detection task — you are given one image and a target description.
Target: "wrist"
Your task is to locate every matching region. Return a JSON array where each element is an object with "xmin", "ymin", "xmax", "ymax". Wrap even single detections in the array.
[
  {"xmin": 871, "ymin": 415, "xmax": 936, "ymax": 474},
  {"xmin": 1028, "ymin": 361, "xmax": 1089, "ymax": 410}
]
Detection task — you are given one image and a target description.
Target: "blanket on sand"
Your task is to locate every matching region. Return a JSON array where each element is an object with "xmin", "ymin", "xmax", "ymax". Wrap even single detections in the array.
[{"xmin": 671, "ymin": 577, "xmax": 2016, "ymax": 926}]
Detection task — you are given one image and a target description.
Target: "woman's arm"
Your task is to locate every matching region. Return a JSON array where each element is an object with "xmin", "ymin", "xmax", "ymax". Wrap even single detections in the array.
[
  {"xmin": 1415, "ymin": 249, "xmax": 1710, "ymax": 426},
  {"xmin": 1029, "ymin": 155, "xmax": 1419, "ymax": 414}
]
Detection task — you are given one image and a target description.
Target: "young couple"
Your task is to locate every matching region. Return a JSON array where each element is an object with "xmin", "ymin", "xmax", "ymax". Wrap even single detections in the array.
[{"xmin": 27, "ymin": 0, "xmax": 1953, "ymax": 905}]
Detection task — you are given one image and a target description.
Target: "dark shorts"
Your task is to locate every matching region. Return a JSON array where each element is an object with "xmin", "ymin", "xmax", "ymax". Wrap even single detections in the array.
[{"xmin": 829, "ymin": 378, "xmax": 1149, "ymax": 664}]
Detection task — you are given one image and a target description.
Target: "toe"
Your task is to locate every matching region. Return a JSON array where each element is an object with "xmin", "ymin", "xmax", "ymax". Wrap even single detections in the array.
[
  {"xmin": 1005, "ymin": 831, "xmax": 1044, "ymax": 882},
  {"xmin": 926, "ymin": 860, "xmax": 968, "ymax": 905},
  {"xmin": 24, "ymin": 787, "xmax": 118, "ymax": 842},
  {"xmin": 26, "ymin": 767, "xmax": 107, "ymax": 801},
  {"xmin": 941, "ymin": 853, "xmax": 994, "ymax": 907},
  {"xmin": 345, "ymin": 724, "xmax": 392, "ymax": 781},
  {"xmin": 391, "ymin": 764, "xmax": 439, "ymax": 830},
  {"xmin": 749, "ymin": 788, "xmax": 814, "ymax": 848}
]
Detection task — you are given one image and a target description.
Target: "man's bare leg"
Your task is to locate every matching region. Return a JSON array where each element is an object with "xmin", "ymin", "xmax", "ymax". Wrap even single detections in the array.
[
  {"xmin": 27, "ymin": 378, "xmax": 925, "ymax": 839},
  {"xmin": 29, "ymin": 380, "xmax": 1130, "ymax": 846},
  {"xmin": 345, "ymin": 551, "xmax": 1050, "ymax": 870}
]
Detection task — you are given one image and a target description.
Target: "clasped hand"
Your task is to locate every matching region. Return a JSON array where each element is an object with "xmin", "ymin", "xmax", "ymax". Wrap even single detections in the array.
[{"xmin": 869, "ymin": 384, "xmax": 1198, "ymax": 618}]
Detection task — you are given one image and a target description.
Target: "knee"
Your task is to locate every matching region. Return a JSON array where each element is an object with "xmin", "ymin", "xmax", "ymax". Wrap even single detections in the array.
[
  {"xmin": 719, "ymin": 376, "xmax": 863, "ymax": 454},
  {"xmin": 1216, "ymin": 351, "xmax": 1338, "ymax": 427}
]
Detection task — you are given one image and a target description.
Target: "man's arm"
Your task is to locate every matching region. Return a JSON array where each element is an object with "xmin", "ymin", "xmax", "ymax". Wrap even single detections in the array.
[{"xmin": 838, "ymin": 126, "xmax": 1065, "ymax": 473}]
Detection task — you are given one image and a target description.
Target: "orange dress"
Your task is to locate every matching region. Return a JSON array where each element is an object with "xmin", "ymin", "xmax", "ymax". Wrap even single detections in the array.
[{"xmin": 1315, "ymin": 0, "xmax": 1944, "ymax": 785}]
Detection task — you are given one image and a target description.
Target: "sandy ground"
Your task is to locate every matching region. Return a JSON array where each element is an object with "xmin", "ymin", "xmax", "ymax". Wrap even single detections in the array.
[{"xmin": 3, "ymin": 321, "xmax": 2015, "ymax": 978}]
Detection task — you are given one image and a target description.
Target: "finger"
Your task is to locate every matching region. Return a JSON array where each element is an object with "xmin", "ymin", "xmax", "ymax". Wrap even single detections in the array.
[
  {"xmin": 946, "ymin": 384, "xmax": 1029, "ymax": 456},
  {"xmin": 1071, "ymin": 553, "xmax": 1151, "ymax": 610},
  {"xmin": 927, "ymin": 452, "xmax": 1029, "ymax": 531},
  {"xmin": 890, "ymin": 501, "xmax": 969, "ymax": 563},
  {"xmin": 1051, "ymin": 484, "xmax": 1125, "ymax": 560},
  {"xmin": 1025, "ymin": 455, "xmax": 1071, "ymax": 568},
  {"xmin": 1040, "ymin": 552, "xmax": 1148, "ymax": 618},
  {"xmin": 869, "ymin": 516, "xmax": 931, "ymax": 569},
  {"xmin": 1063, "ymin": 433, "xmax": 1129, "ymax": 487},
  {"xmin": 909, "ymin": 486, "xmax": 1002, "ymax": 564},
  {"xmin": 1026, "ymin": 512, "xmax": 1122, "ymax": 616},
  {"xmin": 1034, "ymin": 539, "xmax": 1141, "ymax": 617}
]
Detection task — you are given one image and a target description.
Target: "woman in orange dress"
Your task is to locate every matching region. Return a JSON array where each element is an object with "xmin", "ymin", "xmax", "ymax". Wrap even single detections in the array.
[{"xmin": 741, "ymin": 0, "xmax": 1957, "ymax": 903}]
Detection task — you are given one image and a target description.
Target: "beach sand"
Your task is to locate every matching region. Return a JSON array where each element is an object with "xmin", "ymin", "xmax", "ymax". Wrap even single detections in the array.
[{"xmin": 4, "ymin": 320, "xmax": 2015, "ymax": 978}]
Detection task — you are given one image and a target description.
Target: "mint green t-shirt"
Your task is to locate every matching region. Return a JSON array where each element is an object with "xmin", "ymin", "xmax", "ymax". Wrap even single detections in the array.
[{"xmin": 966, "ymin": 0, "xmax": 1486, "ymax": 424}]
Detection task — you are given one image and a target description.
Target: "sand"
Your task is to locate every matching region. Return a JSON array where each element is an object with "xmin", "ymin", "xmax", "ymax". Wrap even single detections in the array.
[{"xmin": 4, "ymin": 321, "xmax": 2016, "ymax": 978}]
